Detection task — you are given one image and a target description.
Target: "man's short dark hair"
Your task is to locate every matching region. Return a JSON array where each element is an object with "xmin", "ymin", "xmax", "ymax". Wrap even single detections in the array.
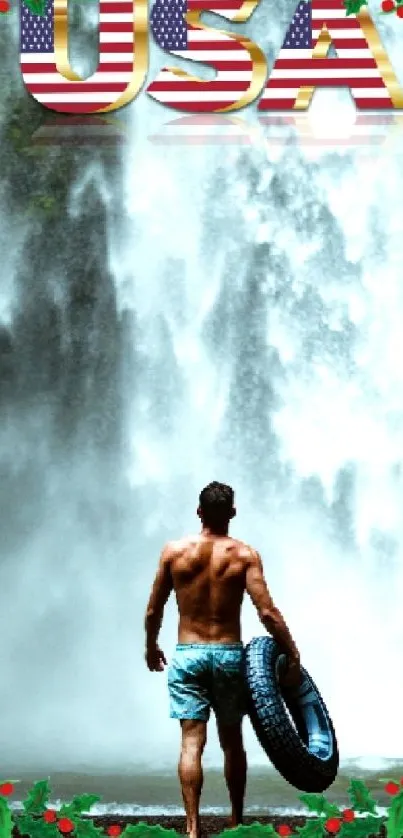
[{"xmin": 198, "ymin": 481, "xmax": 234, "ymax": 528}]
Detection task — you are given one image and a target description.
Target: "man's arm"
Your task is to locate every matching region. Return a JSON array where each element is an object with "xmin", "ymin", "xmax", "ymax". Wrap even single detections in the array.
[
  {"xmin": 245, "ymin": 549, "xmax": 300, "ymax": 664},
  {"xmin": 145, "ymin": 543, "xmax": 174, "ymax": 655}
]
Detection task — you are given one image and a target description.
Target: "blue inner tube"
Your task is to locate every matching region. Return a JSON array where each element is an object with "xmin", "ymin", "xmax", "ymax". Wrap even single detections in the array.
[{"xmin": 244, "ymin": 636, "xmax": 339, "ymax": 792}]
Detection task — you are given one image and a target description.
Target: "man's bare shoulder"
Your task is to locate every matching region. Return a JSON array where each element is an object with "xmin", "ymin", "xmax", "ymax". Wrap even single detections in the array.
[
  {"xmin": 160, "ymin": 536, "xmax": 197, "ymax": 560},
  {"xmin": 227, "ymin": 538, "xmax": 259, "ymax": 563}
]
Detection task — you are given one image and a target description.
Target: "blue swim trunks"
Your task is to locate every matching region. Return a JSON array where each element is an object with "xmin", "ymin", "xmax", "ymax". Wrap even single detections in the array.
[{"xmin": 168, "ymin": 643, "xmax": 246, "ymax": 725}]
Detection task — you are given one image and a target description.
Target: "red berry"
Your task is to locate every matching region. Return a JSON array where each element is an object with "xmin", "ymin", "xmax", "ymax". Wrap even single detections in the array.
[
  {"xmin": 0, "ymin": 782, "xmax": 14, "ymax": 796},
  {"xmin": 385, "ymin": 782, "xmax": 400, "ymax": 795},
  {"xmin": 107, "ymin": 827, "xmax": 122, "ymax": 837},
  {"xmin": 0, "ymin": 0, "xmax": 10, "ymax": 11},
  {"xmin": 325, "ymin": 819, "xmax": 342, "ymax": 834},
  {"xmin": 58, "ymin": 819, "xmax": 75, "ymax": 834},
  {"xmin": 397, "ymin": 5, "xmax": 403, "ymax": 15},
  {"xmin": 277, "ymin": 827, "xmax": 292, "ymax": 837},
  {"xmin": 342, "ymin": 810, "xmax": 355, "ymax": 823},
  {"xmin": 44, "ymin": 811, "xmax": 58, "ymax": 823},
  {"xmin": 381, "ymin": 0, "xmax": 395, "ymax": 8}
]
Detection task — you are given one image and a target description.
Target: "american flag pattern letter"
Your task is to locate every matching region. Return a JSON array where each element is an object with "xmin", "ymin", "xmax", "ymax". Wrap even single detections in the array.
[
  {"xmin": 20, "ymin": 0, "xmax": 139, "ymax": 114},
  {"xmin": 146, "ymin": 0, "xmax": 265, "ymax": 112},
  {"xmin": 258, "ymin": 0, "xmax": 396, "ymax": 111}
]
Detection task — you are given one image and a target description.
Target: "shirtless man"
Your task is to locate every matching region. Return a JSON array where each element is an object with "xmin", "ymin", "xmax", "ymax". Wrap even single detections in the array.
[{"xmin": 144, "ymin": 481, "xmax": 301, "ymax": 838}]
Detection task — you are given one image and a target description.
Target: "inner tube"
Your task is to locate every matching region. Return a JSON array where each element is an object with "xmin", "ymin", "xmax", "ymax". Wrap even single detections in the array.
[{"xmin": 244, "ymin": 636, "xmax": 339, "ymax": 792}]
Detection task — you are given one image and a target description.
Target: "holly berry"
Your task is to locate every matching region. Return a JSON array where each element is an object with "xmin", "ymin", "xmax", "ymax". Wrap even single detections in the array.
[
  {"xmin": 0, "ymin": 1, "xmax": 10, "ymax": 11},
  {"xmin": 58, "ymin": 818, "xmax": 75, "ymax": 834},
  {"xmin": 277, "ymin": 827, "xmax": 292, "ymax": 837},
  {"xmin": 325, "ymin": 819, "xmax": 342, "ymax": 834},
  {"xmin": 107, "ymin": 827, "xmax": 122, "ymax": 837},
  {"xmin": 385, "ymin": 781, "xmax": 400, "ymax": 795},
  {"xmin": 44, "ymin": 811, "xmax": 58, "ymax": 823},
  {"xmin": 381, "ymin": 0, "xmax": 395, "ymax": 10},
  {"xmin": 342, "ymin": 810, "xmax": 355, "ymax": 822},
  {"xmin": 397, "ymin": 5, "xmax": 403, "ymax": 15},
  {"xmin": 0, "ymin": 782, "xmax": 14, "ymax": 796}
]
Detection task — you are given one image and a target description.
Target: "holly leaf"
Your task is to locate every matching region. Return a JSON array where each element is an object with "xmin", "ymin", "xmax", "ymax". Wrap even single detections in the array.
[
  {"xmin": 347, "ymin": 780, "xmax": 377, "ymax": 814},
  {"xmin": 74, "ymin": 820, "xmax": 104, "ymax": 838},
  {"xmin": 386, "ymin": 789, "xmax": 403, "ymax": 838},
  {"xmin": 22, "ymin": 0, "xmax": 47, "ymax": 15},
  {"xmin": 0, "ymin": 797, "xmax": 12, "ymax": 838},
  {"xmin": 218, "ymin": 827, "xmax": 276, "ymax": 838},
  {"xmin": 295, "ymin": 821, "xmax": 327, "ymax": 838},
  {"xmin": 299, "ymin": 795, "xmax": 341, "ymax": 818},
  {"xmin": 16, "ymin": 814, "xmax": 60, "ymax": 838},
  {"xmin": 61, "ymin": 797, "xmax": 101, "ymax": 816},
  {"xmin": 122, "ymin": 826, "xmax": 181, "ymax": 838},
  {"xmin": 22, "ymin": 781, "xmax": 51, "ymax": 816},
  {"xmin": 340, "ymin": 817, "xmax": 384, "ymax": 838},
  {"xmin": 343, "ymin": 0, "xmax": 368, "ymax": 14}
]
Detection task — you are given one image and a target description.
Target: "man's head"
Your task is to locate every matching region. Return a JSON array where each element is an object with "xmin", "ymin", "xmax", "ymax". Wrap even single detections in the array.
[{"xmin": 197, "ymin": 481, "xmax": 236, "ymax": 532}]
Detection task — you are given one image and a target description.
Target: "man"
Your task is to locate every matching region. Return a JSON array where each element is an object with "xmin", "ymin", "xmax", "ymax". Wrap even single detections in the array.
[{"xmin": 145, "ymin": 481, "xmax": 301, "ymax": 838}]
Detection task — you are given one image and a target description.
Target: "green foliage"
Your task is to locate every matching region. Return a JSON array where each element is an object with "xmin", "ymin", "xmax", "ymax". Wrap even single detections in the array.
[
  {"xmin": 0, "ymin": 798, "xmax": 12, "ymax": 838},
  {"xmin": 59, "ymin": 796, "xmax": 101, "ymax": 818},
  {"xmin": 74, "ymin": 820, "xmax": 105, "ymax": 838},
  {"xmin": 347, "ymin": 781, "xmax": 378, "ymax": 815},
  {"xmin": 16, "ymin": 815, "xmax": 59, "ymax": 838},
  {"xmin": 122, "ymin": 827, "xmax": 180, "ymax": 838},
  {"xmin": 23, "ymin": 781, "xmax": 52, "ymax": 816},
  {"xmin": 386, "ymin": 789, "xmax": 403, "ymax": 838},
  {"xmin": 298, "ymin": 795, "xmax": 341, "ymax": 818},
  {"xmin": 339, "ymin": 817, "xmax": 383, "ymax": 838},
  {"xmin": 343, "ymin": 0, "xmax": 368, "ymax": 14},
  {"xmin": 5, "ymin": 775, "xmax": 401, "ymax": 838},
  {"xmin": 22, "ymin": 0, "xmax": 47, "ymax": 15},
  {"xmin": 295, "ymin": 820, "xmax": 327, "ymax": 838},
  {"xmin": 218, "ymin": 826, "xmax": 276, "ymax": 838}
]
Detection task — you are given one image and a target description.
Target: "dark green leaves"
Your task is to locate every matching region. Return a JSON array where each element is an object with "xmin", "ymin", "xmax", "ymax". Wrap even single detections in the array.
[
  {"xmin": 23, "ymin": 781, "xmax": 51, "ymax": 816},
  {"xmin": 0, "ymin": 798, "xmax": 12, "ymax": 838},
  {"xmin": 343, "ymin": 0, "xmax": 368, "ymax": 14},
  {"xmin": 347, "ymin": 781, "xmax": 377, "ymax": 815},
  {"xmin": 22, "ymin": 0, "xmax": 47, "ymax": 16}
]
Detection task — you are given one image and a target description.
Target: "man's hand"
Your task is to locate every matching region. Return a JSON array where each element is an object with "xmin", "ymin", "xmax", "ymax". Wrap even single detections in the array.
[
  {"xmin": 280, "ymin": 655, "xmax": 302, "ymax": 689},
  {"xmin": 145, "ymin": 644, "xmax": 167, "ymax": 672}
]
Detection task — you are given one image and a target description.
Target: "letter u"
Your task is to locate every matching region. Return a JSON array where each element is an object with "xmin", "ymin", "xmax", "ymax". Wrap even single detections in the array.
[{"xmin": 20, "ymin": 0, "xmax": 147, "ymax": 114}]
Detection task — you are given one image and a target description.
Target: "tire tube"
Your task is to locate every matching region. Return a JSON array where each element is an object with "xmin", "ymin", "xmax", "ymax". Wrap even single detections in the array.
[{"xmin": 244, "ymin": 636, "xmax": 339, "ymax": 792}]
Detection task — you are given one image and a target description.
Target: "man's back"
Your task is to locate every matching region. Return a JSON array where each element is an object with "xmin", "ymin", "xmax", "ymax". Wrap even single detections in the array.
[{"xmin": 168, "ymin": 535, "xmax": 251, "ymax": 644}]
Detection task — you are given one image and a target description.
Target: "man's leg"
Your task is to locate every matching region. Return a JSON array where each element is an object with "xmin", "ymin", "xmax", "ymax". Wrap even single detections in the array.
[
  {"xmin": 216, "ymin": 720, "xmax": 247, "ymax": 827},
  {"xmin": 178, "ymin": 719, "xmax": 207, "ymax": 838}
]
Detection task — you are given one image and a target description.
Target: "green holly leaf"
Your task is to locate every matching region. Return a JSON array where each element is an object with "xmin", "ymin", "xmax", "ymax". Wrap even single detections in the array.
[
  {"xmin": 386, "ymin": 788, "xmax": 403, "ymax": 838},
  {"xmin": 60, "ymin": 797, "xmax": 101, "ymax": 817},
  {"xmin": 74, "ymin": 820, "xmax": 104, "ymax": 838},
  {"xmin": 16, "ymin": 814, "xmax": 59, "ymax": 838},
  {"xmin": 343, "ymin": 0, "xmax": 368, "ymax": 14},
  {"xmin": 0, "ymin": 797, "xmax": 12, "ymax": 838},
  {"xmin": 347, "ymin": 780, "xmax": 377, "ymax": 815},
  {"xmin": 299, "ymin": 795, "xmax": 341, "ymax": 818},
  {"xmin": 218, "ymin": 826, "xmax": 276, "ymax": 838},
  {"xmin": 122, "ymin": 827, "xmax": 180, "ymax": 838},
  {"xmin": 22, "ymin": 0, "xmax": 47, "ymax": 15},
  {"xmin": 295, "ymin": 821, "xmax": 326, "ymax": 838},
  {"xmin": 340, "ymin": 816, "xmax": 384, "ymax": 838},
  {"xmin": 22, "ymin": 781, "xmax": 51, "ymax": 816}
]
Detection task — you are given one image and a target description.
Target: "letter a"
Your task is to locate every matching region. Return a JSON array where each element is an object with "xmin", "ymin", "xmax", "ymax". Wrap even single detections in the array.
[
  {"xmin": 20, "ymin": 0, "xmax": 147, "ymax": 114},
  {"xmin": 258, "ymin": 0, "xmax": 403, "ymax": 111}
]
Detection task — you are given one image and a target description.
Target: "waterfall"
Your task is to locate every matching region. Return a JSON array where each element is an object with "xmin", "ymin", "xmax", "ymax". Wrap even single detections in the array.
[{"xmin": 0, "ymin": 0, "xmax": 402, "ymax": 785}]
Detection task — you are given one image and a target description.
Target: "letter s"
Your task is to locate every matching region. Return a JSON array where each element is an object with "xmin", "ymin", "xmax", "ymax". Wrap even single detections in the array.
[{"xmin": 146, "ymin": 0, "xmax": 267, "ymax": 113}]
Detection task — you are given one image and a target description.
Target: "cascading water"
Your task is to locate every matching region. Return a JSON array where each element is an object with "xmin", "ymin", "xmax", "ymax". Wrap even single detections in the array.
[{"xmin": 0, "ymin": 0, "xmax": 403, "ymax": 814}]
